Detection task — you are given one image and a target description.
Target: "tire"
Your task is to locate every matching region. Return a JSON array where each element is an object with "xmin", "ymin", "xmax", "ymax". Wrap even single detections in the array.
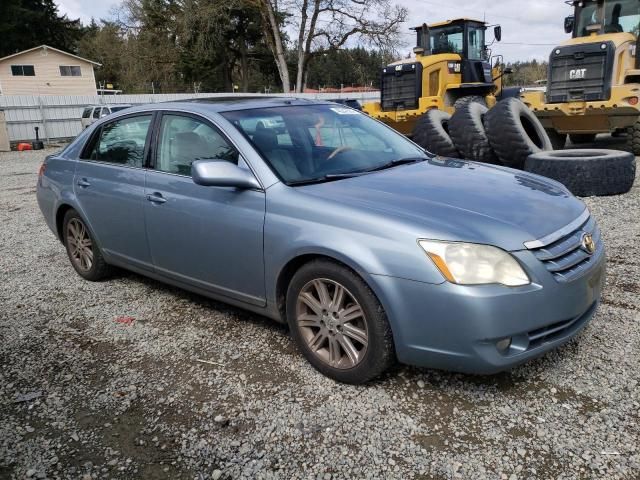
[
  {"xmin": 485, "ymin": 97, "xmax": 552, "ymax": 169},
  {"xmin": 546, "ymin": 128, "xmax": 567, "ymax": 150},
  {"xmin": 286, "ymin": 260, "xmax": 395, "ymax": 384},
  {"xmin": 569, "ymin": 133, "xmax": 597, "ymax": 144},
  {"xmin": 449, "ymin": 101, "xmax": 499, "ymax": 164},
  {"xmin": 63, "ymin": 209, "xmax": 111, "ymax": 281},
  {"xmin": 454, "ymin": 95, "xmax": 487, "ymax": 109},
  {"xmin": 624, "ymin": 120, "xmax": 640, "ymax": 155},
  {"xmin": 525, "ymin": 149, "xmax": 636, "ymax": 197},
  {"xmin": 412, "ymin": 109, "xmax": 460, "ymax": 158}
]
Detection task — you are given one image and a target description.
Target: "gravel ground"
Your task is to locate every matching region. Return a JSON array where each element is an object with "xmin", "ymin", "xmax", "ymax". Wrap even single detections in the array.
[{"xmin": 1, "ymin": 148, "xmax": 639, "ymax": 480}]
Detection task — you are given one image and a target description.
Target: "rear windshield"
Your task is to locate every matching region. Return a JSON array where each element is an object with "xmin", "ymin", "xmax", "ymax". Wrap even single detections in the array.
[
  {"xmin": 109, "ymin": 106, "xmax": 131, "ymax": 113},
  {"xmin": 81, "ymin": 107, "xmax": 92, "ymax": 118}
]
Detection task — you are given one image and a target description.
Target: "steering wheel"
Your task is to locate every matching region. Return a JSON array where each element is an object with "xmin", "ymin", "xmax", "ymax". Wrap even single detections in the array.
[{"xmin": 327, "ymin": 145, "xmax": 353, "ymax": 160}]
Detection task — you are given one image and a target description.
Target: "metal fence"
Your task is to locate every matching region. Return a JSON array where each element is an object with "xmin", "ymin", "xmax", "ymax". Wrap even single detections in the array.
[{"xmin": 0, "ymin": 92, "xmax": 380, "ymax": 143}]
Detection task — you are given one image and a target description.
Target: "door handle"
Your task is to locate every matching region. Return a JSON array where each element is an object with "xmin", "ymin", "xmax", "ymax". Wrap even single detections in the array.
[
  {"xmin": 146, "ymin": 193, "xmax": 167, "ymax": 204},
  {"xmin": 77, "ymin": 178, "xmax": 91, "ymax": 188}
]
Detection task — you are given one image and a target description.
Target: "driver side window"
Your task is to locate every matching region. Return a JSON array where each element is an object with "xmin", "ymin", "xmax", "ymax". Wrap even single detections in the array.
[{"xmin": 156, "ymin": 114, "xmax": 238, "ymax": 176}]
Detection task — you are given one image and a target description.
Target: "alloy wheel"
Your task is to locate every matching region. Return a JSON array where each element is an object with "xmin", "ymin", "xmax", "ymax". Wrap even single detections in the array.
[
  {"xmin": 295, "ymin": 278, "xmax": 369, "ymax": 369},
  {"xmin": 66, "ymin": 218, "xmax": 93, "ymax": 272}
]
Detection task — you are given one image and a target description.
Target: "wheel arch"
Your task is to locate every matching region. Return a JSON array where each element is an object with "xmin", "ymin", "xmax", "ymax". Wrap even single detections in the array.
[
  {"xmin": 55, "ymin": 203, "xmax": 75, "ymax": 243},
  {"xmin": 274, "ymin": 251, "xmax": 386, "ymax": 324}
]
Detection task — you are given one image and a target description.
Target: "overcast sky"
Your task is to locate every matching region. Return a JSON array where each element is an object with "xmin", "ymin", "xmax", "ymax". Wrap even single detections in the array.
[{"xmin": 56, "ymin": 0, "xmax": 575, "ymax": 62}]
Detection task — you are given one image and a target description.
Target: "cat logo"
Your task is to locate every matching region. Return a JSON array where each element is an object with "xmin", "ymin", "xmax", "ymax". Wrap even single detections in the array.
[{"xmin": 569, "ymin": 68, "xmax": 587, "ymax": 80}]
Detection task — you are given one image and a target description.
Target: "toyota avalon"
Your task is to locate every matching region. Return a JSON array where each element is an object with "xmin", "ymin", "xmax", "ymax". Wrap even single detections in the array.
[{"xmin": 36, "ymin": 98, "xmax": 605, "ymax": 383}]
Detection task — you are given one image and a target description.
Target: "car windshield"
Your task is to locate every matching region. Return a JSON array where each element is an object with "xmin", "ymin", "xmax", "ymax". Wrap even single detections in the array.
[
  {"xmin": 109, "ymin": 106, "xmax": 130, "ymax": 113},
  {"xmin": 222, "ymin": 104, "xmax": 428, "ymax": 184},
  {"xmin": 576, "ymin": 0, "xmax": 640, "ymax": 36}
]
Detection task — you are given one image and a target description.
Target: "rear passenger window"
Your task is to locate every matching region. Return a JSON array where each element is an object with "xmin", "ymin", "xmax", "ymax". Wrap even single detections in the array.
[
  {"xmin": 86, "ymin": 115, "xmax": 152, "ymax": 168},
  {"xmin": 92, "ymin": 108, "xmax": 101, "ymax": 119},
  {"xmin": 81, "ymin": 107, "xmax": 92, "ymax": 119},
  {"xmin": 156, "ymin": 114, "xmax": 238, "ymax": 176}
]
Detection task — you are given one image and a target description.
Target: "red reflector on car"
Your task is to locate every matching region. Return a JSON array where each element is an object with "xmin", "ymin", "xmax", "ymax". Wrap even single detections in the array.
[{"xmin": 38, "ymin": 163, "xmax": 46, "ymax": 177}]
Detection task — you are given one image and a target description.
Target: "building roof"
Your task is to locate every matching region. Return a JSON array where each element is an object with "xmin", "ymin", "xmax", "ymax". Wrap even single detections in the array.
[{"xmin": 0, "ymin": 45, "xmax": 101, "ymax": 66}]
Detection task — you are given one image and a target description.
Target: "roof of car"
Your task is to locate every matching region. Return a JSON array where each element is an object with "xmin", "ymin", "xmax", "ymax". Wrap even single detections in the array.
[
  {"xmin": 92, "ymin": 97, "xmax": 339, "ymax": 120},
  {"xmin": 169, "ymin": 96, "xmax": 331, "ymax": 112}
]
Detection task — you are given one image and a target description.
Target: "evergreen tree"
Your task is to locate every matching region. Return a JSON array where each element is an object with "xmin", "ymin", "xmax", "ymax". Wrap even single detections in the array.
[{"xmin": 0, "ymin": 0, "xmax": 84, "ymax": 57}]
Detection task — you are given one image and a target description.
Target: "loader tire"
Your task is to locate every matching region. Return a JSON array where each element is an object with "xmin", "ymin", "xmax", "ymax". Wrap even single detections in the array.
[
  {"xmin": 449, "ymin": 101, "xmax": 499, "ymax": 164},
  {"xmin": 624, "ymin": 120, "xmax": 640, "ymax": 155},
  {"xmin": 485, "ymin": 97, "xmax": 552, "ymax": 169},
  {"xmin": 454, "ymin": 95, "xmax": 487, "ymax": 109},
  {"xmin": 525, "ymin": 149, "xmax": 636, "ymax": 197},
  {"xmin": 412, "ymin": 109, "xmax": 459, "ymax": 158}
]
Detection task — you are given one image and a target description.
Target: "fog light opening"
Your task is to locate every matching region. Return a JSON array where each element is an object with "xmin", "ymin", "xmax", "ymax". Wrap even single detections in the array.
[{"xmin": 496, "ymin": 337, "xmax": 512, "ymax": 353}]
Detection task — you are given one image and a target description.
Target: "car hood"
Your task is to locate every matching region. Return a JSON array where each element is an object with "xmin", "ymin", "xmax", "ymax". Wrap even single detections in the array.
[{"xmin": 298, "ymin": 158, "xmax": 586, "ymax": 251}]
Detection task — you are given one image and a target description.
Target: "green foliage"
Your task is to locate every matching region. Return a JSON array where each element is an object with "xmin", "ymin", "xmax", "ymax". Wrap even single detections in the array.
[
  {"xmin": 0, "ymin": 0, "xmax": 85, "ymax": 57},
  {"xmin": 304, "ymin": 47, "xmax": 394, "ymax": 90},
  {"xmin": 503, "ymin": 60, "xmax": 549, "ymax": 87}
]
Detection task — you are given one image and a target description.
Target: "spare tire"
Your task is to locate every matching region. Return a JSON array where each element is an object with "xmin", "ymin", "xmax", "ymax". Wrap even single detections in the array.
[
  {"xmin": 525, "ymin": 149, "xmax": 636, "ymax": 197},
  {"xmin": 485, "ymin": 97, "xmax": 552, "ymax": 169},
  {"xmin": 449, "ymin": 101, "xmax": 499, "ymax": 164},
  {"xmin": 412, "ymin": 109, "xmax": 459, "ymax": 158}
]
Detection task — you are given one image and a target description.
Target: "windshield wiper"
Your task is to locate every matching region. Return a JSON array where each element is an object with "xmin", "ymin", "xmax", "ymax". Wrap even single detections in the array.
[
  {"xmin": 287, "ymin": 172, "xmax": 366, "ymax": 186},
  {"xmin": 365, "ymin": 156, "xmax": 427, "ymax": 173},
  {"xmin": 287, "ymin": 157, "xmax": 427, "ymax": 186}
]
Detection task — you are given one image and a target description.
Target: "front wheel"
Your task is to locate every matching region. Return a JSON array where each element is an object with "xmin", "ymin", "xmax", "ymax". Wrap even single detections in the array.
[{"xmin": 286, "ymin": 260, "xmax": 395, "ymax": 384}]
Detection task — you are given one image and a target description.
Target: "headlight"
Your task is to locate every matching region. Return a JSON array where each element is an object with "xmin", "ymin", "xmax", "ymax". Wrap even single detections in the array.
[{"xmin": 418, "ymin": 240, "xmax": 530, "ymax": 286}]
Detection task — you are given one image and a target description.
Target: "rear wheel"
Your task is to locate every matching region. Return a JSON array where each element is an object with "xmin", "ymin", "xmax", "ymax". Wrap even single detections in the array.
[
  {"xmin": 569, "ymin": 133, "xmax": 597, "ymax": 144},
  {"xmin": 286, "ymin": 260, "xmax": 395, "ymax": 384},
  {"xmin": 63, "ymin": 209, "xmax": 111, "ymax": 281}
]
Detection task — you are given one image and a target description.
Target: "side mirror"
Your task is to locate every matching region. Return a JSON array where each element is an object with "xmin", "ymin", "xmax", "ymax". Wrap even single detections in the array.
[
  {"xmin": 192, "ymin": 159, "xmax": 261, "ymax": 189},
  {"xmin": 494, "ymin": 25, "xmax": 502, "ymax": 42},
  {"xmin": 564, "ymin": 15, "xmax": 575, "ymax": 34}
]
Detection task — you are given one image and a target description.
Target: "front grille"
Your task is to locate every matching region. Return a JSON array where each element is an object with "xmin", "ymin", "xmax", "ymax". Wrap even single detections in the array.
[
  {"xmin": 381, "ymin": 63, "xmax": 422, "ymax": 111},
  {"xmin": 546, "ymin": 41, "xmax": 614, "ymax": 103},
  {"xmin": 527, "ymin": 301, "xmax": 597, "ymax": 349},
  {"xmin": 530, "ymin": 215, "xmax": 603, "ymax": 283}
]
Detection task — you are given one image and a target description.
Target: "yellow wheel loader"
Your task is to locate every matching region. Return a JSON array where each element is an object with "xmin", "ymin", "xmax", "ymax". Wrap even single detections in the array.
[
  {"xmin": 362, "ymin": 18, "xmax": 513, "ymax": 136},
  {"xmin": 521, "ymin": 0, "xmax": 640, "ymax": 153}
]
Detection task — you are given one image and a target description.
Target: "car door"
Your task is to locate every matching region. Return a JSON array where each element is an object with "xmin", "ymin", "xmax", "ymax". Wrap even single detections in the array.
[
  {"xmin": 144, "ymin": 112, "xmax": 266, "ymax": 306},
  {"xmin": 74, "ymin": 113, "xmax": 154, "ymax": 270}
]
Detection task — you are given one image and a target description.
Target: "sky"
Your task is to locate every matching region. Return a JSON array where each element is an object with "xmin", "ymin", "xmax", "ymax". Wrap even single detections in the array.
[{"xmin": 55, "ymin": 0, "xmax": 575, "ymax": 62}]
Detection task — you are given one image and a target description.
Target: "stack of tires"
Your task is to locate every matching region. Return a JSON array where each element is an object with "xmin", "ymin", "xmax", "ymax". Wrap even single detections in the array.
[{"xmin": 412, "ymin": 97, "xmax": 636, "ymax": 197}]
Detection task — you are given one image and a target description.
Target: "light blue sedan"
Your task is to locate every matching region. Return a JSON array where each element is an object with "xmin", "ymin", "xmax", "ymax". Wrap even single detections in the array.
[{"xmin": 36, "ymin": 98, "xmax": 606, "ymax": 383}]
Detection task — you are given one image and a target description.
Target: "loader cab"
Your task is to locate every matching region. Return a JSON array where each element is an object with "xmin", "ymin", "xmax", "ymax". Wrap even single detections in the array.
[
  {"xmin": 414, "ymin": 19, "xmax": 497, "ymax": 84},
  {"xmin": 567, "ymin": 0, "xmax": 640, "ymax": 37}
]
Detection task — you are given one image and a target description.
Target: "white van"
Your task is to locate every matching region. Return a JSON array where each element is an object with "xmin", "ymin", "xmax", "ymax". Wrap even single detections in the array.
[{"xmin": 80, "ymin": 105, "xmax": 132, "ymax": 129}]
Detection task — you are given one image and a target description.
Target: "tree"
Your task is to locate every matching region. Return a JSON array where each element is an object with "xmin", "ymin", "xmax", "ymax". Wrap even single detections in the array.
[
  {"xmin": 254, "ymin": 0, "xmax": 407, "ymax": 92},
  {"xmin": 0, "ymin": 0, "xmax": 84, "ymax": 57}
]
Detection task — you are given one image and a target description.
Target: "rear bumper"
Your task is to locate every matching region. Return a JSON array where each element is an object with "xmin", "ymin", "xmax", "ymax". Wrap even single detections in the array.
[
  {"xmin": 521, "ymin": 87, "xmax": 640, "ymax": 133},
  {"xmin": 370, "ymin": 249, "xmax": 605, "ymax": 374}
]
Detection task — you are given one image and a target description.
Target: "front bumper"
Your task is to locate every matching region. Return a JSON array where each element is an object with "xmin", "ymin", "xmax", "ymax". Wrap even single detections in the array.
[
  {"xmin": 370, "ymin": 247, "xmax": 606, "ymax": 374},
  {"xmin": 521, "ymin": 87, "xmax": 640, "ymax": 133}
]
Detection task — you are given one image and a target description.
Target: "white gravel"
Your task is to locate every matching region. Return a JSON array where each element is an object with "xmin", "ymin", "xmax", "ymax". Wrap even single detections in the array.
[{"xmin": 1, "ymin": 148, "xmax": 638, "ymax": 479}]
